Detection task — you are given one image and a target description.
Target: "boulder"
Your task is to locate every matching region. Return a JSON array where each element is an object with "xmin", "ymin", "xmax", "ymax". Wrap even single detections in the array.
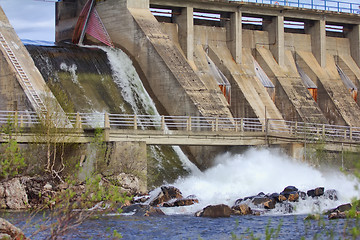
[
  {"xmin": 324, "ymin": 189, "xmax": 338, "ymax": 201},
  {"xmin": 0, "ymin": 185, "xmax": 5, "ymax": 209},
  {"xmin": 2, "ymin": 178, "xmax": 28, "ymax": 209},
  {"xmin": 269, "ymin": 193, "xmax": 286, "ymax": 203},
  {"xmin": 252, "ymin": 197, "xmax": 276, "ymax": 209},
  {"xmin": 328, "ymin": 211, "xmax": 347, "ymax": 219},
  {"xmin": 0, "ymin": 218, "xmax": 29, "ymax": 240},
  {"xmin": 282, "ymin": 186, "xmax": 298, "ymax": 193},
  {"xmin": 234, "ymin": 198, "xmax": 243, "ymax": 205},
  {"xmin": 150, "ymin": 186, "xmax": 183, "ymax": 206},
  {"xmin": 232, "ymin": 204, "xmax": 252, "ymax": 215},
  {"xmin": 307, "ymin": 187, "xmax": 324, "ymax": 198},
  {"xmin": 110, "ymin": 173, "xmax": 140, "ymax": 195},
  {"xmin": 121, "ymin": 204, "xmax": 165, "ymax": 216},
  {"xmin": 163, "ymin": 198, "xmax": 199, "ymax": 207},
  {"xmin": 287, "ymin": 192, "xmax": 299, "ymax": 202},
  {"xmin": 195, "ymin": 204, "xmax": 232, "ymax": 218}
]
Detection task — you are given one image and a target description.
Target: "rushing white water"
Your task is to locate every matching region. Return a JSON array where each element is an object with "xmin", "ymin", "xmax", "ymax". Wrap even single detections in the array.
[{"xmin": 156, "ymin": 148, "xmax": 359, "ymax": 215}]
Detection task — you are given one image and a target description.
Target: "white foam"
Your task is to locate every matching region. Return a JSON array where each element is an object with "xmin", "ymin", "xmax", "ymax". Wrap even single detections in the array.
[{"xmin": 172, "ymin": 148, "xmax": 359, "ymax": 214}]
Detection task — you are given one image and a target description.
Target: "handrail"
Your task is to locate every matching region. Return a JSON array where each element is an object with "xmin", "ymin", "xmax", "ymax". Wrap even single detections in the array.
[
  {"xmin": 229, "ymin": 0, "xmax": 360, "ymax": 14},
  {"xmin": 0, "ymin": 111, "xmax": 359, "ymax": 144}
]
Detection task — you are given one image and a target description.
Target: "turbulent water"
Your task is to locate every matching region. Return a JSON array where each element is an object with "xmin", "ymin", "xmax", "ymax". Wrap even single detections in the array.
[{"xmin": 166, "ymin": 148, "xmax": 359, "ymax": 215}]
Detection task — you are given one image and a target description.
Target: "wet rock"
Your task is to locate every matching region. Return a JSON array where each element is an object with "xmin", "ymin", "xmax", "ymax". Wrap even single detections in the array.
[
  {"xmin": 282, "ymin": 186, "xmax": 298, "ymax": 193},
  {"xmin": 0, "ymin": 218, "xmax": 29, "ymax": 239},
  {"xmin": 335, "ymin": 203, "xmax": 352, "ymax": 212},
  {"xmin": 232, "ymin": 204, "xmax": 252, "ymax": 215},
  {"xmin": 195, "ymin": 204, "xmax": 232, "ymax": 218},
  {"xmin": 307, "ymin": 187, "xmax": 324, "ymax": 198},
  {"xmin": 325, "ymin": 203, "xmax": 352, "ymax": 215},
  {"xmin": 163, "ymin": 198, "xmax": 199, "ymax": 207},
  {"xmin": 269, "ymin": 193, "xmax": 286, "ymax": 203},
  {"xmin": 121, "ymin": 204, "xmax": 165, "ymax": 216},
  {"xmin": 324, "ymin": 189, "xmax": 338, "ymax": 201},
  {"xmin": 328, "ymin": 211, "xmax": 347, "ymax": 219},
  {"xmin": 234, "ymin": 198, "xmax": 243, "ymax": 205},
  {"xmin": 252, "ymin": 197, "xmax": 276, "ymax": 209},
  {"xmin": 287, "ymin": 192, "xmax": 299, "ymax": 202},
  {"xmin": 150, "ymin": 186, "xmax": 183, "ymax": 206},
  {"xmin": 2, "ymin": 178, "xmax": 28, "ymax": 209},
  {"xmin": 132, "ymin": 195, "xmax": 150, "ymax": 204}
]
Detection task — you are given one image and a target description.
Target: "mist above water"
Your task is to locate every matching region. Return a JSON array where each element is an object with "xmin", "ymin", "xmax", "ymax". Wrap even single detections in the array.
[{"xmin": 168, "ymin": 148, "xmax": 359, "ymax": 214}]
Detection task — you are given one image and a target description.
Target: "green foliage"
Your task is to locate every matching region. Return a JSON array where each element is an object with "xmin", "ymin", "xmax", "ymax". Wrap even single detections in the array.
[{"xmin": 0, "ymin": 117, "xmax": 26, "ymax": 181}]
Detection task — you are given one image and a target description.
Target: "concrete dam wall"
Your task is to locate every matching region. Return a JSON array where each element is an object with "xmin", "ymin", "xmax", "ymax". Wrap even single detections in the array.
[{"xmin": 56, "ymin": 0, "xmax": 360, "ymax": 127}]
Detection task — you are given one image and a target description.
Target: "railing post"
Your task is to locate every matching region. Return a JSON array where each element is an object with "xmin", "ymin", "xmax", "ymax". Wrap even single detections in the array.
[
  {"xmin": 104, "ymin": 112, "xmax": 110, "ymax": 141},
  {"xmin": 20, "ymin": 114, "xmax": 24, "ymax": 128},
  {"xmin": 344, "ymin": 129, "xmax": 347, "ymax": 140},
  {"xmin": 211, "ymin": 120, "xmax": 215, "ymax": 132},
  {"xmin": 322, "ymin": 124, "xmax": 325, "ymax": 138},
  {"xmin": 240, "ymin": 118, "xmax": 244, "ymax": 132},
  {"xmin": 350, "ymin": 126, "xmax": 353, "ymax": 140},
  {"xmin": 187, "ymin": 116, "xmax": 192, "ymax": 131},
  {"xmin": 14, "ymin": 111, "xmax": 18, "ymax": 130},
  {"xmin": 295, "ymin": 121, "xmax": 298, "ymax": 135},
  {"xmin": 215, "ymin": 117, "xmax": 219, "ymax": 132},
  {"xmin": 161, "ymin": 116, "xmax": 165, "ymax": 131},
  {"xmin": 133, "ymin": 115, "xmax": 138, "ymax": 130},
  {"xmin": 235, "ymin": 121, "xmax": 238, "ymax": 132},
  {"xmin": 75, "ymin": 112, "xmax": 82, "ymax": 129}
]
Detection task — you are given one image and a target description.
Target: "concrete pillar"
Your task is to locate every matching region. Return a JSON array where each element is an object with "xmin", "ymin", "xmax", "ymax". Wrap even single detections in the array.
[
  {"xmin": 174, "ymin": 7, "xmax": 194, "ymax": 61},
  {"xmin": 305, "ymin": 19, "xmax": 326, "ymax": 68},
  {"xmin": 226, "ymin": 9, "xmax": 242, "ymax": 64},
  {"xmin": 347, "ymin": 24, "xmax": 360, "ymax": 68},
  {"xmin": 127, "ymin": 0, "xmax": 149, "ymax": 9},
  {"xmin": 263, "ymin": 15, "xmax": 285, "ymax": 67}
]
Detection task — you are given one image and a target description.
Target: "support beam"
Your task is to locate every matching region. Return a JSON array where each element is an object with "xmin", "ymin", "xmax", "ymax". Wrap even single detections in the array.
[
  {"xmin": 263, "ymin": 15, "xmax": 285, "ymax": 67},
  {"xmin": 347, "ymin": 24, "xmax": 360, "ymax": 68},
  {"xmin": 305, "ymin": 19, "xmax": 326, "ymax": 68},
  {"xmin": 174, "ymin": 7, "xmax": 194, "ymax": 61},
  {"xmin": 127, "ymin": 0, "xmax": 149, "ymax": 8},
  {"xmin": 226, "ymin": 9, "xmax": 242, "ymax": 64}
]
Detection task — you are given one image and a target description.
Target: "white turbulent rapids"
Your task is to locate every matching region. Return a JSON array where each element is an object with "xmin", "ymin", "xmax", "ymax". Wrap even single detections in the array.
[{"xmin": 157, "ymin": 148, "xmax": 359, "ymax": 215}]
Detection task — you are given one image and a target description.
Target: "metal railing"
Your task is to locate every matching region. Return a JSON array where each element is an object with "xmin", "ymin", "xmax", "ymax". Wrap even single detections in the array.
[
  {"xmin": 229, "ymin": 0, "xmax": 360, "ymax": 14},
  {"xmin": 0, "ymin": 111, "xmax": 359, "ymax": 144}
]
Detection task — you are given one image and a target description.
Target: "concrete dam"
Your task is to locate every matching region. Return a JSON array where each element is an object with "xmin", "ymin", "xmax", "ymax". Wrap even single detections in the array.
[
  {"xmin": 56, "ymin": 0, "xmax": 360, "ymax": 127},
  {"xmin": 1, "ymin": 0, "xmax": 360, "ymax": 189}
]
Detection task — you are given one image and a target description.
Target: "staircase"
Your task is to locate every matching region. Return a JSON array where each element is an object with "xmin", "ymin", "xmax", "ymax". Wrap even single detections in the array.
[{"xmin": 0, "ymin": 32, "xmax": 47, "ymax": 113}]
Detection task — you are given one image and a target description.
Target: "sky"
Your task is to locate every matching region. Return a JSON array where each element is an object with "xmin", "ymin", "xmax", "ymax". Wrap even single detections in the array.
[{"xmin": 0, "ymin": 0, "xmax": 56, "ymax": 42}]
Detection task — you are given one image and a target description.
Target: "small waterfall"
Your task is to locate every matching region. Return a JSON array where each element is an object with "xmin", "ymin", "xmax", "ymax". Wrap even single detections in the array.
[{"xmin": 99, "ymin": 46, "xmax": 200, "ymax": 177}]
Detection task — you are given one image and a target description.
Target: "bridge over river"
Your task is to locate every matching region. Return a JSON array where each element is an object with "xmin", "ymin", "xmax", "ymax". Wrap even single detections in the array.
[{"xmin": 1, "ymin": 111, "xmax": 359, "ymax": 151}]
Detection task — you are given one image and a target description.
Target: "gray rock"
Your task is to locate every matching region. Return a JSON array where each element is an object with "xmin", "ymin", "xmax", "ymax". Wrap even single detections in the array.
[
  {"xmin": 196, "ymin": 204, "xmax": 232, "ymax": 218},
  {"xmin": 3, "ymin": 178, "xmax": 28, "ymax": 209},
  {"xmin": 0, "ymin": 218, "xmax": 29, "ymax": 239},
  {"xmin": 114, "ymin": 173, "xmax": 140, "ymax": 194}
]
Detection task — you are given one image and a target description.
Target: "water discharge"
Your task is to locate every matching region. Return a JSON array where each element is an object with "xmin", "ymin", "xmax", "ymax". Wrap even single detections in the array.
[
  {"xmin": 164, "ymin": 148, "xmax": 359, "ymax": 215},
  {"xmin": 99, "ymin": 46, "xmax": 198, "ymax": 174}
]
